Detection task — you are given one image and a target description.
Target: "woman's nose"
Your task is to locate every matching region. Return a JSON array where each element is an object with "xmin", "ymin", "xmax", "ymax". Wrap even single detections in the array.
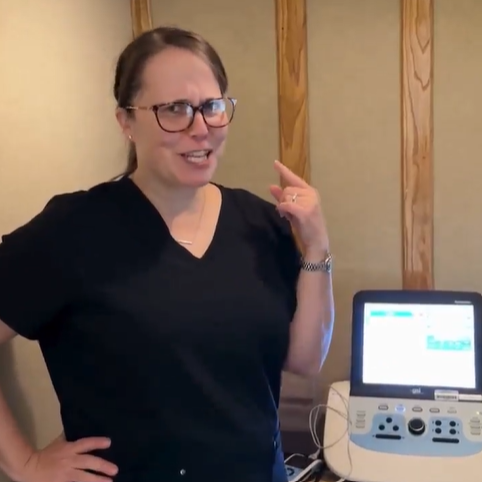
[{"xmin": 188, "ymin": 111, "xmax": 209, "ymax": 137}]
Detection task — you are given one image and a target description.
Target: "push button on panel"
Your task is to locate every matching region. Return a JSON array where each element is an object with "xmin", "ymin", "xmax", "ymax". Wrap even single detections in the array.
[
  {"xmin": 469, "ymin": 416, "xmax": 481, "ymax": 436},
  {"xmin": 412, "ymin": 406, "xmax": 423, "ymax": 413},
  {"xmin": 355, "ymin": 410, "xmax": 366, "ymax": 429},
  {"xmin": 378, "ymin": 404, "xmax": 389, "ymax": 411}
]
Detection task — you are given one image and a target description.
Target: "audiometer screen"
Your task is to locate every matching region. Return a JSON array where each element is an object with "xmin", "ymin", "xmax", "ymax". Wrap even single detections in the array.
[{"xmin": 362, "ymin": 302, "xmax": 476, "ymax": 389}]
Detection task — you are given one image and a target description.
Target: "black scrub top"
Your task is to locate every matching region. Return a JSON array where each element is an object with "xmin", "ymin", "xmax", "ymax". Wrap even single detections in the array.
[{"xmin": 0, "ymin": 177, "xmax": 300, "ymax": 482}]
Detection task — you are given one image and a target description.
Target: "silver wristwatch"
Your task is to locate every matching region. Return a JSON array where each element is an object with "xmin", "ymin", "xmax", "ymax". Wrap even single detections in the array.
[{"xmin": 300, "ymin": 252, "xmax": 333, "ymax": 273}]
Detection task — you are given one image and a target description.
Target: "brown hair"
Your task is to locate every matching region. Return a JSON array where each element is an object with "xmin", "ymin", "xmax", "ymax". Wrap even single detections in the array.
[{"xmin": 113, "ymin": 26, "xmax": 229, "ymax": 176}]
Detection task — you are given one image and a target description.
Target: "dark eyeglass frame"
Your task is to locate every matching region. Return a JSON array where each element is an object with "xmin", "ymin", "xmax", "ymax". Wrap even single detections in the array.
[{"xmin": 123, "ymin": 96, "xmax": 237, "ymax": 133}]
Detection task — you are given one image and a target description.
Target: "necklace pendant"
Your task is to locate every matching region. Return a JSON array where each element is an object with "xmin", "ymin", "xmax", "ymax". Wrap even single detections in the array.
[
  {"xmin": 172, "ymin": 188, "xmax": 206, "ymax": 248},
  {"xmin": 177, "ymin": 239, "xmax": 193, "ymax": 245}
]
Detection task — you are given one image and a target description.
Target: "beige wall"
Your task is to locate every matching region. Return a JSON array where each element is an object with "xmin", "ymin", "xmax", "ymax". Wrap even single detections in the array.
[
  {"xmin": 1, "ymin": 0, "xmax": 481, "ymax": 474},
  {"xmin": 434, "ymin": 0, "xmax": 482, "ymax": 291},
  {"xmin": 0, "ymin": 1, "xmax": 132, "ymax": 479}
]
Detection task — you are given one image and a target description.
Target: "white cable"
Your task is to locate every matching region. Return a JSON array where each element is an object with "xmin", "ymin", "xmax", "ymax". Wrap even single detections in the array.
[
  {"xmin": 284, "ymin": 453, "xmax": 308, "ymax": 464},
  {"xmin": 284, "ymin": 452, "xmax": 322, "ymax": 482},
  {"xmin": 308, "ymin": 385, "xmax": 353, "ymax": 482}
]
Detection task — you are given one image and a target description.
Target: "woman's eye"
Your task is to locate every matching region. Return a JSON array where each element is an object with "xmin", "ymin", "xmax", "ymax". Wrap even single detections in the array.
[
  {"xmin": 163, "ymin": 104, "xmax": 189, "ymax": 116},
  {"xmin": 203, "ymin": 100, "xmax": 224, "ymax": 115}
]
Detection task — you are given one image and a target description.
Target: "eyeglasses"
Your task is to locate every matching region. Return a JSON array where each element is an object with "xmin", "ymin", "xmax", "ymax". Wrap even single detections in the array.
[{"xmin": 124, "ymin": 97, "xmax": 237, "ymax": 133}]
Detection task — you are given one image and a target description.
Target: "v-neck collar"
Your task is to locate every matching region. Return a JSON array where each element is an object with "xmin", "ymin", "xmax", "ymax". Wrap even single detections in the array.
[{"xmin": 116, "ymin": 176, "xmax": 226, "ymax": 263}]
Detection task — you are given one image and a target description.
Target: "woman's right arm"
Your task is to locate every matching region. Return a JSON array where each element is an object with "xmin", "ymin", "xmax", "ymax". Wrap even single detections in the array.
[
  {"xmin": 0, "ymin": 195, "xmax": 119, "ymax": 481},
  {"xmin": 0, "ymin": 320, "xmax": 34, "ymax": 481},
  {"xmin": 0, "ymin": 319, "xmax": 118, "ymax": 482}
]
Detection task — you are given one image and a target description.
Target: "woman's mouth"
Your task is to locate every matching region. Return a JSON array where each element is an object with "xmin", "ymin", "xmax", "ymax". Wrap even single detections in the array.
[{"xmin": 181, "ymin": 149, "xmax": 213, "ymax": 164}]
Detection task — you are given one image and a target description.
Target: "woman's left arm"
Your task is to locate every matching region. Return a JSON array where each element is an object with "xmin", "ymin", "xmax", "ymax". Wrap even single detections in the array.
[
  {"xmin": 270, "ymin": 161, "xmax": 335, "ymax": 377},
  {"xmin": 285, "ymin": 247, "xmax": 334, "ymax": 376}
]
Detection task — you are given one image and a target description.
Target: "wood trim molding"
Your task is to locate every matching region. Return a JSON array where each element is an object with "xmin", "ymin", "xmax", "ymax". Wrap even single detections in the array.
[
  {"xmin": 274, "ymin": 0, "xmax": 310, "ymax": 184},
  {"xmin": 401, "ymin": 0, "xmax": 434, "ymax": 290},
  {"xmin": 130, "ymin": 0, "xmax": 153, "ymax": 38}
]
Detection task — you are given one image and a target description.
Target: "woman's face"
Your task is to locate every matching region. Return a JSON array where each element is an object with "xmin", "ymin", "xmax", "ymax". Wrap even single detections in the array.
[{"xmin": 117, "ymin": 47, "xmax": 230, "ymax": 189}]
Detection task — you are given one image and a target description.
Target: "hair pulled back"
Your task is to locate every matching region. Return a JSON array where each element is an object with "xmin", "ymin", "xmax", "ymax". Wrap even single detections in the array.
[{"xmin": 113, "ymin": 26, "xmax": 229, "ymax": 176}]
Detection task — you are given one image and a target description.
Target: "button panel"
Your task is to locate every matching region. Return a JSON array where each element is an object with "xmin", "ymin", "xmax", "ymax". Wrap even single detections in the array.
[{"xmin": 349, "ymin": 397, "xmax": 482, "ymax": 458}]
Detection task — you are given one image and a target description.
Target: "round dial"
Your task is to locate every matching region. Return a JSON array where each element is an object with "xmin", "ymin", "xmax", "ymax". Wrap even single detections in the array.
[{"xmin": 408, "ymin": 418, "xmax": 426, "ymax": 435}]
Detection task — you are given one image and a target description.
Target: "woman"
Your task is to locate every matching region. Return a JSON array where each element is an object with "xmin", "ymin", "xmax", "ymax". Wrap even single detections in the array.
[{"xmin": 0, "ymin": 26, "xmax": 334, "ymax": 482}]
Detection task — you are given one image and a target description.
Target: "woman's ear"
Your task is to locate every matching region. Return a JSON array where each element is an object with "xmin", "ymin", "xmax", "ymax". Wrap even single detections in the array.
[{"xmin": 115, "ymin": 107, "xmax": 134, "ymax": 142}]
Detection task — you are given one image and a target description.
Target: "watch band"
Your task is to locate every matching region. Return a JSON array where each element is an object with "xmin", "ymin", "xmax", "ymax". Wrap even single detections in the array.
[{"xmin": 300, "ymin": 252, "xmax": 333, "ymax": 273}]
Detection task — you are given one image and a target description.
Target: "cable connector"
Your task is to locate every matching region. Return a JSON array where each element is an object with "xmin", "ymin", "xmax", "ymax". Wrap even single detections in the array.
[{"xmin": 308, "ymin": 448, "xmax": 321, "ymax": 460}]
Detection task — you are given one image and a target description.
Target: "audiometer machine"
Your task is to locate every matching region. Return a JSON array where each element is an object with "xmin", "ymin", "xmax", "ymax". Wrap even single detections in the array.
[{"xmin": 323, "ymin": 289, "xmax": 482, "ymax": 482}]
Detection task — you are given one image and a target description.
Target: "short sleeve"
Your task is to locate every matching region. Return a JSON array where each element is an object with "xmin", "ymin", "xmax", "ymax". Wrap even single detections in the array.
[
  {"xmin": 227, "ymin": 186, "xmax": 301, "ymax": 296},
  {"xmin": 0, "ymin": 195, "xmax": 77, "ymax": 340}
]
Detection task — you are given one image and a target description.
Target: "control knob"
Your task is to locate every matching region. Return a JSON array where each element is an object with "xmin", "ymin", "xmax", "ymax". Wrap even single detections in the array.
[{"xmin": 408, "ymin": 418, "xmax": 426, "ymax": 435}]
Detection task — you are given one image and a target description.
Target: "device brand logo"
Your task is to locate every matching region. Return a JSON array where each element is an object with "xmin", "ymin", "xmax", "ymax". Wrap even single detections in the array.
[{"xmin": 411, "ymin": 387, "xmax": 423, "ymax": 394}]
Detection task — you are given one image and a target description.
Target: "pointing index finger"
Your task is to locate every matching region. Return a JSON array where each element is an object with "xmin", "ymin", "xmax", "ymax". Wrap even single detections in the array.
[{"xmin": 274, "ymin": 160, "xmax": 308, "ymax": 188}]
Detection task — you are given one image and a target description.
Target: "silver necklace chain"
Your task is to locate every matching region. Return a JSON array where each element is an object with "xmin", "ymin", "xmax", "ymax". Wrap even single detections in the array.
[{"xmin": 174, "ymin": 189, "xmax": 207, "ymax": 246}]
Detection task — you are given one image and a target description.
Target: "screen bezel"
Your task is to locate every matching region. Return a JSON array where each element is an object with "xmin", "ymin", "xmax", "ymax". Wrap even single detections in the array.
[{"xmin": 350, "ymin": 290, "xmax": 482, "ymax": 400}]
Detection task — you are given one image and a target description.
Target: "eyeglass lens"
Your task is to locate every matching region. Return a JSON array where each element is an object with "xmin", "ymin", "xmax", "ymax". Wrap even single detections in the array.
[{"xmin": 156, "ymin": 98, "xmax": 235, "ymax": 132}]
